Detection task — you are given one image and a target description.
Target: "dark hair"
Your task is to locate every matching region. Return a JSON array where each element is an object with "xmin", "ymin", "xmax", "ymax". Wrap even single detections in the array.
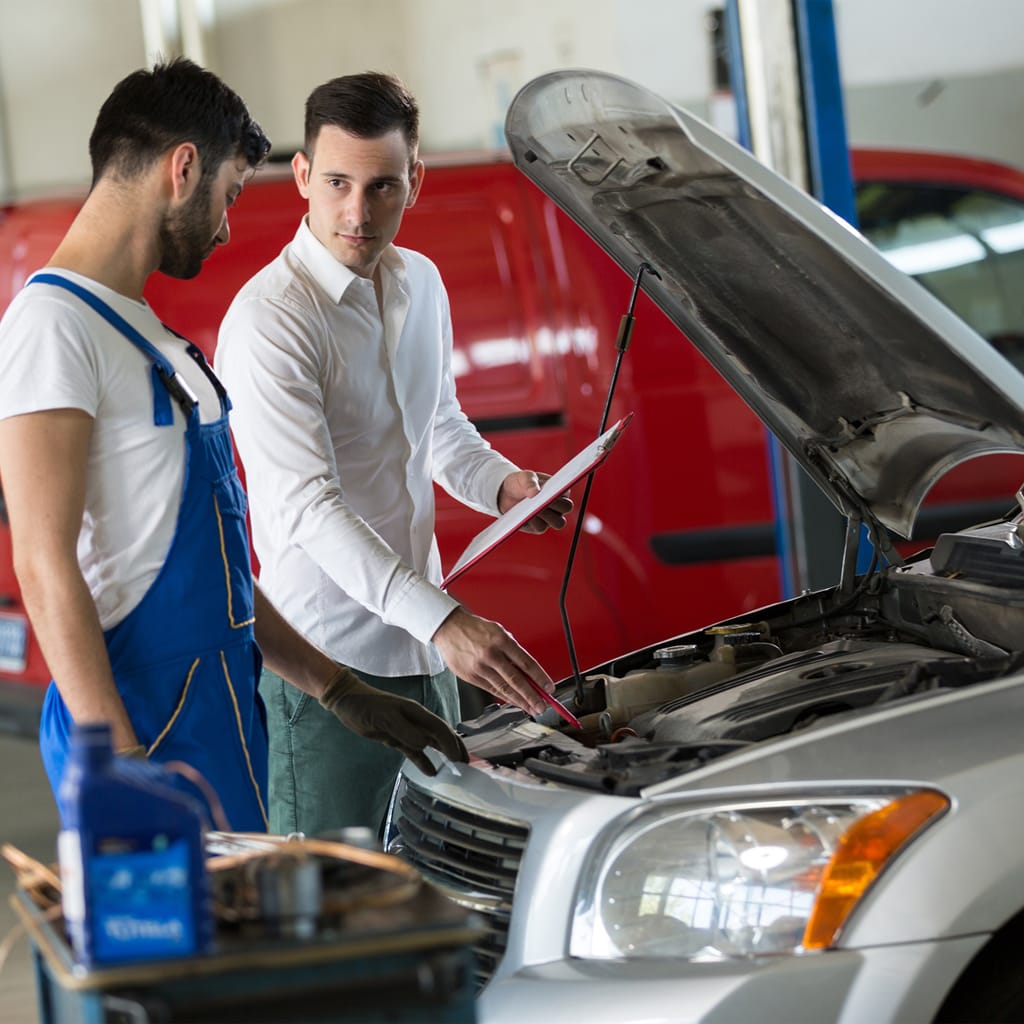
[
  {"xmin": 88, "ymin": 58, "xmax": 271, "ymax": 188},
  {"xmin": 303, "ymin": 72, "xmax": 419, "ymax": 159}
]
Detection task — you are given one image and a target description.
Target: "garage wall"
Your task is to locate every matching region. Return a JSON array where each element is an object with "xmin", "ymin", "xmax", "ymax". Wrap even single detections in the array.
[
  {"xmin": 835, "ymin": 0, "xmax": 1024, "ymax": 167},
  {"xmin": 210, "ymin": 0, "xmax": 410, "ymax": 156},
  {"xmin": 0, "ymin": 0, "xmax": 1022, "ymax": 201},
  {"xmin": 0, "ymin": 0, "xmax": 147, "ymax": 198},
  {"xmin": 844, "ymin": 67, "xmax": 1024, "ymax": 165},
  {"xmin": 397, "ymin": 0, "xmax": 712, "ymax": 152}
]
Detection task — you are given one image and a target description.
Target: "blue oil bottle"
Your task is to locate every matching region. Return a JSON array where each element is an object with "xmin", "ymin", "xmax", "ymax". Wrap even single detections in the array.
[{"xmin": 57, "ymin": 722, "xmax": 214, "ymax": 967}]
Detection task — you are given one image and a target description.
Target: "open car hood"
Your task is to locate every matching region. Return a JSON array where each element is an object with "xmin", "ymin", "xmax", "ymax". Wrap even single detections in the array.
[{"xmin": 505, "ymin": 70, "xmax": 1024, "ymax": 541}]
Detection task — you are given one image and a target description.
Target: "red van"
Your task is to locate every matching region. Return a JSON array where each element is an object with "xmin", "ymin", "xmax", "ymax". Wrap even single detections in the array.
[{"xmin": 1, "ymin": 147, "xmax": 1022, "ymax": 730}]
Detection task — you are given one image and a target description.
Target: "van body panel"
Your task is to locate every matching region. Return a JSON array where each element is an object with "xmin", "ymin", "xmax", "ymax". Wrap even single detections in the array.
[{"xmin": 1, "ymin": 149, "xmax": 1022, "ymax": 721}]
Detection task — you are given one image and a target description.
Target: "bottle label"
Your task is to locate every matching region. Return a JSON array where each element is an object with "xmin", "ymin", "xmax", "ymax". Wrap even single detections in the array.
[
  {"xmin": 87, "ymin": 837, "xmax": 198, "ymax": 963},
  {"xmin": 57, "ymin": 830, "xmax": 85, "ymax": 925}
]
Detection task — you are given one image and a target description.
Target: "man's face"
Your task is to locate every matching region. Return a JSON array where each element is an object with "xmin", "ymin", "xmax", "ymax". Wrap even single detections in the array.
[
  {"xmin": 159, "ymin": 156, "xmax": 249, "ymax": 279},
  {"xmin": 292, "ymin": 125, "xmax": 424, "ymax": 280}
]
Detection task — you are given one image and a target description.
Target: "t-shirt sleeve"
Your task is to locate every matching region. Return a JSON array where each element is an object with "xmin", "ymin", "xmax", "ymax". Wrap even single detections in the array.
[{"xmin": 0, "ymin": 290, "xmax": 101, "ymax": 421}]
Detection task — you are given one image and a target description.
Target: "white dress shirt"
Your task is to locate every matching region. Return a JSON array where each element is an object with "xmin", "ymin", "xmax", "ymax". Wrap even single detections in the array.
[{"xmin": 215, "ymin": 218, "xmax": 519, "ymax": 676}]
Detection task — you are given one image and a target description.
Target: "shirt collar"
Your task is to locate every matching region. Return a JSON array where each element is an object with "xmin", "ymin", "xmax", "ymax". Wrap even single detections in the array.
[{"xmin": 293, "ymin": 216, "xmax": 407, "ymax": 304}]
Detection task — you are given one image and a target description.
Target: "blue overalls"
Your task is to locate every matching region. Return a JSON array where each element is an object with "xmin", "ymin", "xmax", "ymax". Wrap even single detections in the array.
[{"xmin": 34, "ymin": 273, "xmax": 269, "ymax": 832}]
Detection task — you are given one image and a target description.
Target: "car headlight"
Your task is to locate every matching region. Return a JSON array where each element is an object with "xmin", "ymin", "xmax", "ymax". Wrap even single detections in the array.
[{"xmin": 570, "ymin": 789, "xmax": 948, "ymax": 961}]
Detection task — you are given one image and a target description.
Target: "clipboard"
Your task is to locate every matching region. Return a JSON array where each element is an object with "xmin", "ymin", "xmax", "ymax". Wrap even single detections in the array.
[{"xmin": 442, "ymin": 413, "xmax": 633, "ymax": 590}]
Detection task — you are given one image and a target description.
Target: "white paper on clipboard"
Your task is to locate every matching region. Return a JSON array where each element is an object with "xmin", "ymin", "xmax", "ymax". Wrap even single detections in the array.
[{"xmin": 441, "ymin": 413, "xmax": 633, "ymax": 590}]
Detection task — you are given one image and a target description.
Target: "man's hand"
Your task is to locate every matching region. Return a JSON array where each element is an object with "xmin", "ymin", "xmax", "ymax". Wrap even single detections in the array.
[
  {"xmin": 319, "ymin": 666, "xmax": 468, "ymax": 776},
  {"xmin": 498, "ymin": 470, "xmax": 573, "ymax": 534},
  {"xmin": 432, "ymin": 607, "xmax": 553, "ymax": 714}
]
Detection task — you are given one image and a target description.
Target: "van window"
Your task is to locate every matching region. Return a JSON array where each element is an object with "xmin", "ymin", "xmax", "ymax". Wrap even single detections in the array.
[{"xmin": 856, "ymin": 183, "xmax": 1024, "ymax": 371}]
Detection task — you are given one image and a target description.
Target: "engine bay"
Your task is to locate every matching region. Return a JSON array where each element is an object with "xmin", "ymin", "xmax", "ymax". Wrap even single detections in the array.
[{"xmin": 459, "ymin": 523, "xmax": 1024, "ymax": 795}]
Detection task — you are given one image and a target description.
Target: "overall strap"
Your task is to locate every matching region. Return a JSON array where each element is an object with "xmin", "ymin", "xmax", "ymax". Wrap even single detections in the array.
[
  {"xmin": 31, "ymin": 272, "xmax": 197, "ymax": 426},
  {"xmin": 162, "ymin": 323, "xmax": 233, "ymax": 415}
]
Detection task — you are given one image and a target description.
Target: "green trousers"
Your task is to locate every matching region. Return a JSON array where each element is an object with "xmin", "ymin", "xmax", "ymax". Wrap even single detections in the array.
[{"xmin": 258, "ymin": 665, "xmax": 460, "ymax": 838}]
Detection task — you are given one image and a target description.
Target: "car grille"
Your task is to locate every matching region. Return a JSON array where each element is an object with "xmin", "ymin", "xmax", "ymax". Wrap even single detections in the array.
[{"xmin": 393, "ymin": 778, "xmax": 529, "ymax": 987}]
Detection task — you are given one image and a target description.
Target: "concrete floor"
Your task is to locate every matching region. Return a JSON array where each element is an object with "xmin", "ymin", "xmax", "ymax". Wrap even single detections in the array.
[{"xmin": 0, "ymin": 731, "xmax": 59, "ymax": 1024}]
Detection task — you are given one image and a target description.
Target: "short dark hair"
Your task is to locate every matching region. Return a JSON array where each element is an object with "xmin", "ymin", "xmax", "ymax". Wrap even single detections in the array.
[
  {"xmin": 89, "ymin": 58, "xmax": 271, "ymax": 188},
  {"xmin": 303, "ymin": 72, "xmax": 419, "ymax": 159}
]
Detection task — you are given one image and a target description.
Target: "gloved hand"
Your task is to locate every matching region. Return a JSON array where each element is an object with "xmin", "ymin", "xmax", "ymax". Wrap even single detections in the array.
[{"xmin": 319, "ymin": 666, "xmax": 469, "ymax": 776}]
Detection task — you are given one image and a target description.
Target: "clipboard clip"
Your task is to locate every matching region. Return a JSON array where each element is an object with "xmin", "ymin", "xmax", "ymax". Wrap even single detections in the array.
[{"xmin": 598, "ymin": 411, "xmax": 634, "ymax": 452}]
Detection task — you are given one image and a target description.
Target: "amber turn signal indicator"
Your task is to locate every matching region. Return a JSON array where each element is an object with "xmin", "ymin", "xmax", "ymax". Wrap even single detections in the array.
[{"xmin": 802, "ymin": 790, "xmax": 950, "ymax": 950}]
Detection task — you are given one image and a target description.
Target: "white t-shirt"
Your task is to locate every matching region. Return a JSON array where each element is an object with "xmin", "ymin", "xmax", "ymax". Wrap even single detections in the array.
[{"xmin": 0, "ymin": 270, "xmax": 222, "ymax": 629}]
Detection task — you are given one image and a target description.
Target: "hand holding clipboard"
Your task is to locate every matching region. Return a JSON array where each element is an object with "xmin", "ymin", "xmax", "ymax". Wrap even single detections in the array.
[{"xmin": 442, "ymin": 413, "xmax": 633, "ymax": 590}]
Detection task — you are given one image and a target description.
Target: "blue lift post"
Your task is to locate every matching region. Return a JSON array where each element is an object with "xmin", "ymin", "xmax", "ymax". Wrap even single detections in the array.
[{"xmin": 723, "ymin": 0, "xmax": 873, "ymax": 594}]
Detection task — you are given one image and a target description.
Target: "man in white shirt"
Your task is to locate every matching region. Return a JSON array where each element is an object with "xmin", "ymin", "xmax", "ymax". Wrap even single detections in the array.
[
  {"xmin": 0, "ymin": 60, "xmax": 467, "ymax": 832},
  {"xmin": 216, "ymin": 72, "xmax": 570, "ymax": 835}
]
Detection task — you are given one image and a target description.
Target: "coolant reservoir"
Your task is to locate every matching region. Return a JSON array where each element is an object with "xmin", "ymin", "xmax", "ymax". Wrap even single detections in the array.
[
  {"xmin": 705, "ymin": 622, "xmax": 780, "ymax": 667},
  {"xmin": 599, "ymin": 642, "xmax": 738, "ymax": 729}
]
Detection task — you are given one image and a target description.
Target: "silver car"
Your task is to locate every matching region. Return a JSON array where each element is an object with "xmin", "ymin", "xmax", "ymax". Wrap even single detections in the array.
[{"xmin": 384, "ymin": 69, "xmax": 1024, "ymax": 1024}]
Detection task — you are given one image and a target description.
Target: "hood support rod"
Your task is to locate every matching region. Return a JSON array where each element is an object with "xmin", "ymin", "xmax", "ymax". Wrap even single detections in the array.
[
  {"xmin": 561, "ymin": 260, "xmax": 659, "ymax": 713},
  {"xmin": 839, "ymin": 513, "xmax": 862, "ymax": 595}
]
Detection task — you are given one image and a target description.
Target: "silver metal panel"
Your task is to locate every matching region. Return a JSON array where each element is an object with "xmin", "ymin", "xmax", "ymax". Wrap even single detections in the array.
[{"xmin": 505, "ymin": 70, "xmax": 1024, "ymax": 539}]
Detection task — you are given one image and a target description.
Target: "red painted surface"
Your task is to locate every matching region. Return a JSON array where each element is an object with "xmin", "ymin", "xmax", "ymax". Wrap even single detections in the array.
[
  {"xmin": 1, "ymin": 149, "xmax": 1022, "ymax": 695},
  {"xmin": 852, "ymin": 148, "xmax": 1024, "ymax": 200}
]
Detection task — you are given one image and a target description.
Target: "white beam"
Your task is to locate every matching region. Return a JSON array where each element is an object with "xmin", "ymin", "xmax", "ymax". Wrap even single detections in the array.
[{"xmin": 735, "ymin": 0, "xmax": 807, "ymax": 189}]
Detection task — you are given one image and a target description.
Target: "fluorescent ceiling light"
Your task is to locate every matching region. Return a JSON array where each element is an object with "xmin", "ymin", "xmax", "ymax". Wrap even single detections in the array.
[
  {"xmin": 881, "ymin": 234, "xmax": 987, "ymax": 276},
  {"xmin": 981, "ymin": 219, "xmax": 1024, "ymax": 254}
]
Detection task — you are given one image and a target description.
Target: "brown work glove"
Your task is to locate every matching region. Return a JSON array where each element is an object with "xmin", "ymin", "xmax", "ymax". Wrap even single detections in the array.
[{"xmin": 319, "ymin": 666, "xmax": 469, "ymax": 776}]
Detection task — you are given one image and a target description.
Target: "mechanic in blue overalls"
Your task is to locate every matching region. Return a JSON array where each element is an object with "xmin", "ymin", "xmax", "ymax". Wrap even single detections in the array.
[{"xmin": 0, "ymin": 60, "xmax": 466, "ymax": 832}]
